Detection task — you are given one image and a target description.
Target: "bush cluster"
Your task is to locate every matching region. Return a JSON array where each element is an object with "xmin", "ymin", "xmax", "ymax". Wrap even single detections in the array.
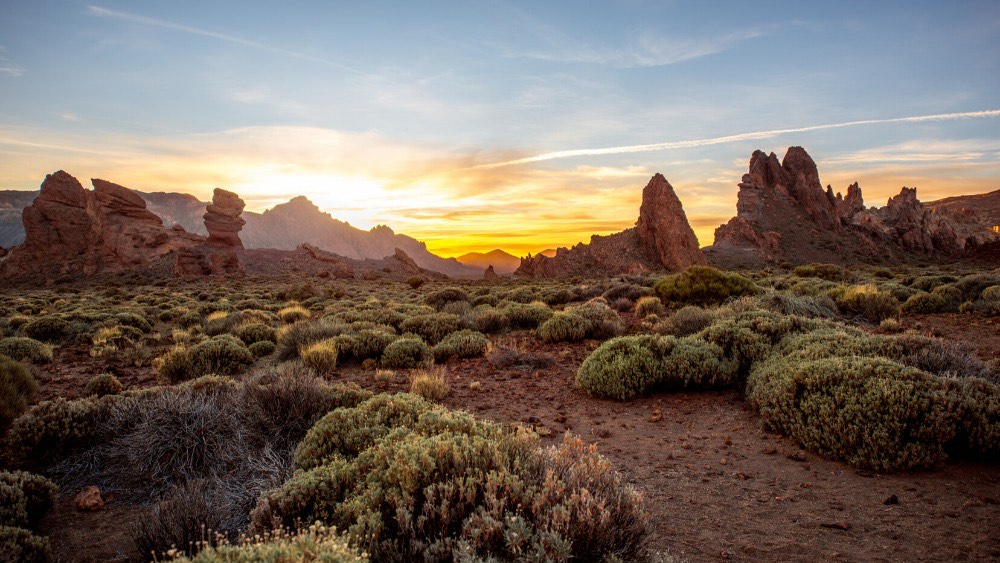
[
  {"xmin": 0, "ymin": 338, "xmax": 52, "ymax": 365},
  {"xmin": 654, "ymin": 266, "xmax": 761, "ymax": 305},
  {"xmin": 0, "ymin": 355, "xmax": 38, "ymax": 430},
  {"xmin": 254, "ymin": 394, "xmax": 648, "ymax": 561},
  {"xmin": 84, "ymin": 373, "xmax": 123, "ymax": 397},
  {"xmin": 0, "ymin": 471, "xmax": 58, "ymax": 562},
  {"xmin": 432, "ymin": 329, "xmax": 489, "ymax": 362},
  {"xmin": 380, "ymin": 338, "xmax": 433, "ymax": 369}
]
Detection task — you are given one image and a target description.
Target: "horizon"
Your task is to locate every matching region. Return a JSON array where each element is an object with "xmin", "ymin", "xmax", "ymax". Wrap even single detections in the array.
[{"xmin": 2, "ymin": 1, "xmax": 999, "ymax": 257}]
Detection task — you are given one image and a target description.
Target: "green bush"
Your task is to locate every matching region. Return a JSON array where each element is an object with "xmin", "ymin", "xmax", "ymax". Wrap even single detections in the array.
[
  {"xmin": 188, "ymin": 335, "xmax": 254, "ymax": 377},
  {"xmin": 380, "ymin": 338, "xmax": 433, "ymax": 369},
  {"xmin": 537, "ymin": 312, "xmax": 589, "ymax": 343},
  {"xmin": 0, "ymin": 355, "xmax": 38, "ymax": 429},
  {"xmin": 746, "ymin": 355, "xmax": 980, "ymax": 471},
  {"xmin": 232, "ymin": 322, "xmax": 276, "ymax": 346},
  {"xmin": 157, "ymin": 346, "xmax": 194, "ymax": 384},
  {"xmin": 0, "ymin": 525, "xmax": 52, "ymax": 563},
  {"xmin": 20, "ymin": 317, "xmax": 70, "ymax": 343},
  {"xmin": 658, "ymin": 305, "xmax": 713, "ymax": 336},
  {"xmin": 255, "ymin": 403, "xmax": 647, "ymax": 562},
  {"xmin": 335, "ymin": 330, "xmax": 396, "ymax": 362},
  {"xmin": 793, "ymin": 263, "xmax": 846, "ymax": 281},
  {"xmin": 3, "ymin": 396, "xmax": 118, "ymax": 471},
  {"xmin": 836, "ymin": 285, "xmax": 900, "ymax": 322},
  {"xmin": 634, "ymin": 296, "xmax": 665, "ymax": 318},
  {"xmin": 168, "ymin": 523, "xmax": 365, "ymax": 562},
  {"xmin": 567, "ymin": 300, "xmax": 624, "ymax": 339},
  {"xmin": 84, "ymin": 373, "xmax": 123, "ymax": 397},
  {"xmin": 576, "ymin": 335, "xmax": 737, "ymax": 400},
  {"xmin": 424, "ymin": 287, "xmax": 470, "ymax": 309},
  {"xmin": 902, "ymin": 292, "xmax": 953, "ymax": 314},
  {"xmin": 115, "ymin": 312, "xmax": 153, "ymax": 332},
  {"xmin": 300, "ymin": 339, "xmax": 339, "ymax": 373},
  {"xmin": 432, "ymin": 330, "xmax": 489, "ymax": 362},
  {"xmin": 398, "ymin": 313, "xmax": 461, "ymax": 345},
  {"xmin": 654, "ymin": 266, "xmax": 761, "ymax": 305},
  {"xmin": 752, "ymin": 292, "xmax": 838, "ymax": 318},
  {"xmin": 247, "ymin": 340, "xmax": 275, "ymax": 358},
  {"xmin": 0, "ymin": 472, "xmax": 57, "ymax": 526},
  {"xmin": 467, "ymin": 307, "xmax": 508, "ymax": 334},
  {"xmin": 0, "ymin": 338, "xmax": 52, "ymax": 365},
  {"xmin": 405, "ymin": 275, "xmax": 427, "ymax": 289},
  {"xmin": 500, "ymin": 302, "xmax": 553, "ymax": 329},
  {"xmin": 0, "ymin": 483, "xmax": 27, "ymax": 528},
  {"xmin": 274, "ymin": 321, "xmax": 349, "ymax": 362}
]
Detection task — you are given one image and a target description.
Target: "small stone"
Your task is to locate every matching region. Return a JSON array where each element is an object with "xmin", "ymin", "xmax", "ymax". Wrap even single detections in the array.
[
  {"xmin": 884, "ymin": 494, "xmax": 900, "ymax": 505},
  {"xmin": 76, "ymin": 486, "xmax": 104, "ymax": 511}
]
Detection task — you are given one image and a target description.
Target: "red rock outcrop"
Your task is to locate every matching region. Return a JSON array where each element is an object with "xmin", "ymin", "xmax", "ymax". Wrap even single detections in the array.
[
  {"xmin": 0, "ymin": 171, "xmax": 200, "ymax": 281},
  {"xmin": 204, "ymin": 188, "xmax": 246, "ymax": 247},
  {"xmin": 516, "ymin": 174, "xmax": 705, "ymax": 277},
  {"xmin": 706, "ymin": 147, "xmax": 998, "ymax": 267},
  {"xmin": 483, "ymin": 265, "xmax": 498, "ymax": 280}
]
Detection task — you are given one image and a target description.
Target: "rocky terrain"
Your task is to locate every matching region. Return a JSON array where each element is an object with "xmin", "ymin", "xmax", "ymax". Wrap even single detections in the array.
[
  {"xmin": 705, "ymin": 147, "xmax": 998, "ymax": 268},
  {"xmin": 928, "ymin": 188, "xmax": 1000, "ymax": 234},
  {"xmin": 516, "ymin": 173, "xmax": 705, "ymax": 277}
]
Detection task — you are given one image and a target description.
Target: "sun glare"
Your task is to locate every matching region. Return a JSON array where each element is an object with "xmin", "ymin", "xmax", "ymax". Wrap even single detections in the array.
[{"xmin": 235, "ymin": 171, "xmax": 389, "ymax": 229}]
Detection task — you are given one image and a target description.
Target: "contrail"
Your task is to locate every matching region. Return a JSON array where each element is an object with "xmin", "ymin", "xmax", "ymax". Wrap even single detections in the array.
[
  {"xmin": 86, "ymin": 5, "xmax": 369, "ymax": 76},
  {"xmin": 473, "ymin": 109, "xmax": 1000, "ymax": 169}
]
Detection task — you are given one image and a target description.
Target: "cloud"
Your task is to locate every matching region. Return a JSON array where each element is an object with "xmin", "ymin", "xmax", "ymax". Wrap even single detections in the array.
[
  {"xmin": 0, "ymin": 46, "xmax": 24, "ymax": 77},
  {"xmin": 85, "ymin": 4, "xmax": 367, "ymax": 75},
  {"xmin": 474, "ymin": 109, "xmax": 1000, "ymax": 169}
]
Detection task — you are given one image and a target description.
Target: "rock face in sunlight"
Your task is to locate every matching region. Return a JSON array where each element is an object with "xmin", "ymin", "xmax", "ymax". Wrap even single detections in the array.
[
  {"xmin": 515, "ymin": 173, "xmax": 706, "ymax": 278},
  {"xmin": 0, "ymin": 171, "xmax": 202, "ymax": 282},
  {"xmin": 204, "ymin": 188, "xmax": 247, "ymax": 247},
  {"xmin": 705, "ymin": 146, "xmax": 998, "ymax": 267}
]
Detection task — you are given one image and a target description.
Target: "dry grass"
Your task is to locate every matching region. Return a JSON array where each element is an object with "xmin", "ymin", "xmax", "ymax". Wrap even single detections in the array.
[{"xmin": 409, "ymin": 367, "xmax": 450, "ymax": 401}]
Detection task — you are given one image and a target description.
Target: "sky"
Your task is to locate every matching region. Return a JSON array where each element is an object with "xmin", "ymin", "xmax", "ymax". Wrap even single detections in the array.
[{"xmin": 1, "ymin": 1, "xmax": 998, "ymax": 257}]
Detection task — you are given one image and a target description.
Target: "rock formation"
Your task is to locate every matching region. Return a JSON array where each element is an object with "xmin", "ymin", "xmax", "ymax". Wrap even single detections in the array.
[
  {"xmin": 705, "ymin": 147, "xmax": 998, "ymax": 267},
  {"xmin": 516, "ymin": 174, "xmax": 705, "ymax": 278},
  {"xmin": 0, "ymin": 171, "xmax": 200, "ymax": 281},
  {"xmin": 457, "ymin": 249, "xmax": 520, "ymax": 275},
  {"xmin": 204, "ymin": 188, "xmax": 246, "ymax": 247},
  {"xmin": 483, "ymin": 265, "xmax": 498, "ymax": 280}
]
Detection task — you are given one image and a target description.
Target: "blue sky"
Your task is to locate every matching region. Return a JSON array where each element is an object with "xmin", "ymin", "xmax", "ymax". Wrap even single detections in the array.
[{"xmin": 1, "ymin": 0, "xmax": 998, "ymax": 255}]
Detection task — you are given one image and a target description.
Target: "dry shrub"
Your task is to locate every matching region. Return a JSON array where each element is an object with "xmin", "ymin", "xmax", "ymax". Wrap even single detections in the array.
[
  {"xmin": 132, "ymin": 480, "xmax": 224, "ymax": 560},
  {"xmin": 165, "ymin": 523, "xmax": 364, "ymax": 562},
  {"xmin": 0, "ymin": 355, "xmax": 38, "ymax": 429},
  {"xmin": 836, "ymin": 284, "xmax": 900, "ymax": 322},
  {"xmin": 486, "ymin": 343, "xmax": 556, "ymax": 370},
  {"xmin": 84, "ymin": 374, "xmax": 123, "ymax": 397},
  {"xmin": 409, "ymin": 368, "xmax": 450, "ymax": 401},
  {"xmin": 300, "ymin": 339, "xmax": 338, "ymax": 373}
]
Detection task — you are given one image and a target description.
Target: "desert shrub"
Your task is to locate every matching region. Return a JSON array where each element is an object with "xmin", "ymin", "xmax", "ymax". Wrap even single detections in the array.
[
  {"xmin": 697, "ymin": 310, "xmax": 822, "ymax": 375},
  {"xmin": 277, "ymin": 305, "xmax": 311, "ymax": 324},
  {"xmin": 878, "ymin": 334, "xmax": 997, "ymax": 383},
  {"xmin": 500, "ymin": 301, "xmax": 553, "ymax": 329},
  {"xmin": 568, "ymin": 300, "xmax": 624, "ymax": 339},
  {"xmin": 910, "ymin": 275, "xmax": 957, "ymax": 292},
  {"xmin": 982, "ymin": 285, "xmax": 1000, "ymax": 302},
  {"xmin": 274, "ymin": 321, "xmax": 349, "ymax": 362},
  {"xmin": 467, "ymin": 307, "xmax": 508, "ymax": 334},
  {"xmin": 486, "ymin": 344, "xmax": 556, "ymax": 370},
  {"xmin": 399, "ymin": 313, "xmax": 461, "ymax": 345},
  {"xmin": 114, "ymin": 312, "xmax": 153, "ymax": 333},
  {"xmin": 747, "ymin": 355, "xmax": 977, "ymax": 471},
  {"xmin": 157, "ymin": 346, "xmax": 194, "ymax": 384},
  {"xmin": 84, "ymin": 373, "xmax": 123, "ymax": 397},
  {"xmin": 0, "ymin": 484, "xmax": 27, "ymax": 528},
  {"xmin": 788, "ymin": 277, "xmax": 840, "ymax": 296},
  {"xmin": 0, "ymin": 338, "xmax": 52, "ymax": 365},
  {"xmin": 634, "ymin": 296, "xmax": 665, "ymax": 318},
  {"xmin": 91, "ymin": 325, "xmax": 144, "ymax": 356},
  {"xmin": 188, "ymin": 335, "xmax": 254, "ymax": 377},
  {"xmin": 577, "ymin": 335, "xmax": 737, "ymax": 400},
  {"xmin": 0, "ymin": 472, "xmax": 58, "ymax": 526},
  {"xmin": 955, "ymin": 273, "xmax": 1000, "ymax": 301},
  {"xmin": 405, "ymin": 275, "xmax": 427, "ymax": 289},
  {"xmin": 3, "ymin": 396, "xmax": 119, "ymax": 471},
  {"xmin": 902, "ymin": 292, "xmax": 952, "ymax": 314},
  {"xmin": 424, "ymin": 287, "xmax": 470, "ymax": 309},
  {"xmin": 380, "ymin": 338, "xmax": 433, "ymax": 369},
  {"xmin": 247, "ymin": 340, "xmax": 275, "ymax": 358},
  {"xmin": 0, "ymin": 355, "xmax": 38, "ymax": 430},
  {"xmin": 752, "ymin": 292, "xmax": 838, "ymax": 318},
  {"xmin": 537, "ymin": 312, "xmax": 588, "ymax": 343},
  {"xmin": 609, "ymin": 297, "xmax": 634, "ymax": 312},
  {"xmin": 167, "ymin": 523, "xmax": 365, "ymax": 562},
  {"xmin": 432, "ymin": 330, "xmax": 489, "ymax": 362},
  {"xmin": 410, "ymin": 368, "xmax": 450, "ymax": 401},
  {"xmin": 836, "ymin": 284, "xmax": 900, "ymax": 322},
  {"xmin": 300, "ymin": 339, "xmax": 339, "ymax": 373},
  {"xmin": 657, "ymin": 305, "xmax": 714, "ymax": 336},
  {"xmin": 793, "ymin": 263, "xmax": 846, "ymax": 281},
  {"xmin": 256, "ymin": 416, "xmax": 647, "ymax": 562},
  {"xmin": 655, "ymin": 266, "xmax": 761, "ymax": 306},
  {"xmin": 20, "ymin": 317, "xmax": 70, "ymax": 343},
  {"xmin": 0, "ymin": 525, "xmax": 52, "ymax": 563},
  {"xmin": 179, "ymin": 310, "xmax": 203, "ymax": 328},
  {"xmin": 232, "ymin": 322, "xmax": 276, "ymax": 346},
  {"xmin": 132, "ymin": 480, "xmax": 225, "ymax": 560},
  {"xmin": 603, "ymin": 283, "xmax": 654, "ymax": 303}
]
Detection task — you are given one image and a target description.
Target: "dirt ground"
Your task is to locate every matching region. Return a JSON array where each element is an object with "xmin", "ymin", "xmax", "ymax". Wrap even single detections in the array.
[{"xmin": 31, "ymin": 313, "xmax": 1000, "ymax": 562}]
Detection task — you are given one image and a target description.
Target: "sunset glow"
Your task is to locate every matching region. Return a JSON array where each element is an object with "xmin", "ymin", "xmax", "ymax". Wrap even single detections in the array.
[{"xmin": 1, "ymin": 1, "xmax": 998, "ymax": 257}]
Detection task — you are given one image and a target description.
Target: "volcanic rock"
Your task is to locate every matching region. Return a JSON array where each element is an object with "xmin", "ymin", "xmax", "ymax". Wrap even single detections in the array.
[
  {"xmin": 0, "ymin": 171, "xmax": 198, "ymax": 281},
  {"xmin": 516, "ymin": 174, "xmax": 705, "ymax": 278},
  {"xmin": 76, "ymin": 486, "xmax": 104, "ymax": 511},
  {"xmin": 706, "ymin": 147, "xmax": 997, "ymax": 267},
  {"xmin": 204, "ymin": 188, "xmax": 246, "ymax": 247},
  {"xmin": 483, "ymin": 265, "xmax": 498, "ymax": 279}
]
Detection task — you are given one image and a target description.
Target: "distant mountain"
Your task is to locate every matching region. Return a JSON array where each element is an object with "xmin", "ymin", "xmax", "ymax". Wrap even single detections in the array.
[
  {"xmin": 539, "ymin": 249, "xmax": 557, "ymax": 257},
  {"xmin": 0, "ymin": 188, "xmax": 481, "ymax": 278},
  {"xmin": 456, "ymin": 249, "xmax": 520, "ymax": 275}
]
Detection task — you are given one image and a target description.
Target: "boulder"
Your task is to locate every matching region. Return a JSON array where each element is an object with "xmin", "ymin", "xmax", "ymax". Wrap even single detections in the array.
[{"xmin": 204, "ymin": 188, "xmax": 246, "ymax": 247}]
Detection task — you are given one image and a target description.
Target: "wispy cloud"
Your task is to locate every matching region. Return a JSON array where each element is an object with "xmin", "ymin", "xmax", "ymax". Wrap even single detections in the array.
[
  {"xmin": 0, "ymin": 46, "xmax": 24, "ymax": 77},
  {"xmin": 474, "ymin": 109, "xmax": 1000, "ymax": 169},
  {"xmin": 85, "ymin": 5, "xmax": 368, "ymax": 76}
]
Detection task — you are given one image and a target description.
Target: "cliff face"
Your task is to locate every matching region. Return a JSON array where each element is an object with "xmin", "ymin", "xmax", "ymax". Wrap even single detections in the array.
[
  {"xmin": 515, "ymin": 173, "xmax": 705, "ymax": 278},
  {"xmin": 0, "ymin": 172, "xmax": 202, "ymax": 282},
  {"xmin": 706, "ymin": 147, "xmax": 998, "ymax": 267}
]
